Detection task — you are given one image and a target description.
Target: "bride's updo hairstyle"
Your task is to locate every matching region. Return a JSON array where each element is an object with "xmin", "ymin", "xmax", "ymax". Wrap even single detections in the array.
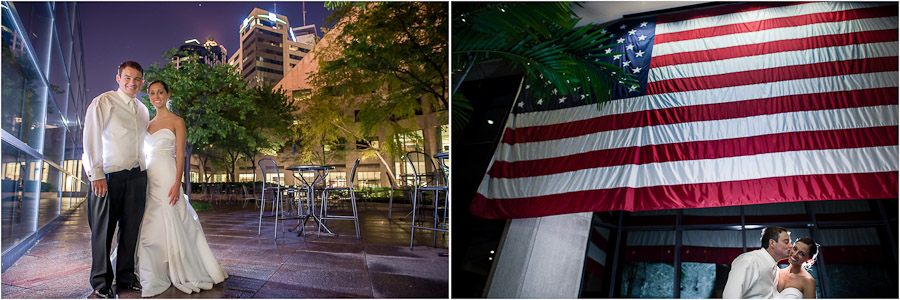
[
  {"xmin": 147, "ymin": 80, "xmax": 175, "ymax": 113},
  {"xmin": 796, "ymin": 237, "xmax": 820, "ymax": 271},
  {"xmin": 148, "ymin": 79, "xmax": 169, "ymax": 94}
]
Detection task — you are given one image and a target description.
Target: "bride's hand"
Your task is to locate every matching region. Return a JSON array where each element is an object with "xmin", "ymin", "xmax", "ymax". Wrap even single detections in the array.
[{"xmin": 168, "ymin": 184, "xmax": 179, "ymax": 206}]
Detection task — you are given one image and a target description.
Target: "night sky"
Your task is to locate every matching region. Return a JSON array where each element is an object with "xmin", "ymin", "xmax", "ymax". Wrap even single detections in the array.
[{"xmin": 79, "ymin": 1, "xmax": 331, "ymax": 99}]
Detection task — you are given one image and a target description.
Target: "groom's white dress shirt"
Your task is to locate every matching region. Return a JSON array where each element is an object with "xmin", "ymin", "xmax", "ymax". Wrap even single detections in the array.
[
  {"xmin": 82, "ymin": 89, "xmax": 150, "ymax": 181},
  {"xmin": 723, "ymin": 248, "xmax": 778, "ymax": 299}
]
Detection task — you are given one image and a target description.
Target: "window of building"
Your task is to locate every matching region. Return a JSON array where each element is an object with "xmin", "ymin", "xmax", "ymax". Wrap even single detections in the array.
[
  {"xmin": 289, "ymin": 54, "xmax": 304, "ymax": 60},
  {"xmin": 256, "ymin": 56, "xmax": 283, "ymax": 65},
  {"xmin": 327, "ymin": 171, "xmax": 346, "ymax": 188},
  {"xmin": 256, "ymin": 28, "xmax": 282, "ymax": 38},
  {"xmin": 211, "ymin": 174, "xmax": 228, "ymax": 182},
  {"xmin": 292, "ymin": 89, "xmax": 311, "ymax": 102},
  {"xmin": 578, "ymin": 199, "xmax": 900, "ymax": 298},
  {"xmin": 263, "ymin": 173, "xmax": 278, "ymax": 185},
  {"xmin": 238, "ymin": 173, "xmax": 255, "ymax": 182},
  {"xmin": 357, "ymin": 171, "xmax": 381, "ymax": 188}
]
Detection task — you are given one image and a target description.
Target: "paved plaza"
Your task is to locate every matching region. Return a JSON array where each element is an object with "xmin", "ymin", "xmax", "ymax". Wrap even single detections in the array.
[{"xmin": 1, "ymin": 199, "xmax": 448, "ymax": 298}]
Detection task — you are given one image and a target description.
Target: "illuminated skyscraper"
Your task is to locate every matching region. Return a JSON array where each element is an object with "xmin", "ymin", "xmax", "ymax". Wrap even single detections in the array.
[
  {"xmin": 173, "ymin": 36, "xmax": 227, "ymax": 68},
  {"xmin": 228, "ymin": 8, "xmax": 315, "ymax": 88}
]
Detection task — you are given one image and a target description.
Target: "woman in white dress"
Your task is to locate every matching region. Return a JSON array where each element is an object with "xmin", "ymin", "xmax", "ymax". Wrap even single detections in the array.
[
  {"xmin": 775, "ymin": 238, "xmax": 819, "ymax": 299},
  {"xmin": 136, "ymin": 80, "xmax": 228, "ymax": 297}
]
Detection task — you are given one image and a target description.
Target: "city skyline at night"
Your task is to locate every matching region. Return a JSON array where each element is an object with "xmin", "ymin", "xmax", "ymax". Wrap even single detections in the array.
[{"xmin": 79, "ymin": 1, "xmax": 330, "ymax": 98}]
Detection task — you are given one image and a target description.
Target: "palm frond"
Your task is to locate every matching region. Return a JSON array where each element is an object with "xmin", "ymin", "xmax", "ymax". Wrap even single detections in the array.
[{"xmin": 453, "ymin": 2, "xmax": 636, "ymax": 119}]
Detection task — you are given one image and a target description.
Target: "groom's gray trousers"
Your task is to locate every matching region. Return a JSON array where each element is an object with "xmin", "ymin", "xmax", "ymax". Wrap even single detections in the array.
[{"xmin": 86, "ymin": 167, "xmax": 146, "ymax": 290}]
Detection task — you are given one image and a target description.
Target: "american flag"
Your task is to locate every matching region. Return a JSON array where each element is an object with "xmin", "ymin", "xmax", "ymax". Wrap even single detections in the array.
[{"xmin": 472, "ymin": 2, "xmax": 899, "ymax": 219}]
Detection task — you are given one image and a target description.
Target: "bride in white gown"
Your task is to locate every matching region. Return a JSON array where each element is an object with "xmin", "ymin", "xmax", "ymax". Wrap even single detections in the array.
[
  {"xmin": 137, "ymin": 80, "xmax": 227, "ymax": 297},
  {"xmin": 775, "ymin": 238, "xmax": 819, "ymax": 299}
]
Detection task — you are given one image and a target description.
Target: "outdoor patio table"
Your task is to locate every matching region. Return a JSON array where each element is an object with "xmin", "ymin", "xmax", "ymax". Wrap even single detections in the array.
[{"xmin": 286, "ymin": 165, "xmax": 335, "ymax": 236}]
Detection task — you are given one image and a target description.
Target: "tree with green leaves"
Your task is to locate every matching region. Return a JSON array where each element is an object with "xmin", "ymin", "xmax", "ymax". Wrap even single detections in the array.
[
  {"xmin": 142, "ymin": 49, "xmax": 254, "ymax": 198},
  {"xmin": 301, "ymin": 2, "xmax": 449, "ymax": 181},
  {"xmin": 235, "ymin": 85, "xmax": 298, "ymax": 181},
  {"xmin": 452, "ymin": 2, "xmax": 636, "ymax": 130}
]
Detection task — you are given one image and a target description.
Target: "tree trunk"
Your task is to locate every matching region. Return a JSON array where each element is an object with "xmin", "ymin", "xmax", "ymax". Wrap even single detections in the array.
[
  {"xmin": 374, "ymin": 151, "xmax": 396, "ymax": 187},
  {"xmin": 228, "ymin": 151, "xmax": 239, "ymax": 182}
]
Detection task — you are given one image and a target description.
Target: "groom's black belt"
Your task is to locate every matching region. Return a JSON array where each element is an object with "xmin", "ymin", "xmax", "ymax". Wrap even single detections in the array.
[{"xmin": 106, "ymin": 167, "xmax": 145, "ymax": 179}]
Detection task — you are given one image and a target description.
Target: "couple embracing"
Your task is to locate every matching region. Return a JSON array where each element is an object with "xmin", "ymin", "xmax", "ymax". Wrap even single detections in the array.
[
  {"xmin": 724, "ymin": 227, "xmax": 820, "ymax": 299},
  {"xmin": 83, "ymin": 61, "xmax": 227, "ymax": 298}
]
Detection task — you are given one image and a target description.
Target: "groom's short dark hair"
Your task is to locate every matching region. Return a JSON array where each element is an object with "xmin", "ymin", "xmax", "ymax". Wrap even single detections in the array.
[
  {"xmin": 761, "ymin": 226, "xmax": 789, "ymax": 249},
  {"xmin": 118, "ymin": 61, "xmax": 143, "ymax": 76}
]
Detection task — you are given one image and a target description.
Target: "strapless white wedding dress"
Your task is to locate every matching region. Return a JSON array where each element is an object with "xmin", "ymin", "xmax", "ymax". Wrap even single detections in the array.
[
  {"xmin": 136, "ymin": 128, "xmax": 228, "ymax": 297},
  {"xmin": 775, "ymin": 287, "xmax": 803, "ymax": 299}
]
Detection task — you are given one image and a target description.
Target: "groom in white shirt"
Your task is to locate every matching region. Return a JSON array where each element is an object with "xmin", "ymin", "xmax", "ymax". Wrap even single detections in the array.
[
  {"xmin": 82, "ymin": 61, "xmax": 150, "ymax": 298},
  {"xmin": 723, "ymin": 226, "xmax": 793, "ymax": 299}
]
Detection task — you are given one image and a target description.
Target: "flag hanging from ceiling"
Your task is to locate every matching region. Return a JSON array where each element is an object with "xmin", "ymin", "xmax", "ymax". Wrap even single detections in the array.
[{"xmin": 471, "ymin": 2, "xmax": 899, "ymax": 219}]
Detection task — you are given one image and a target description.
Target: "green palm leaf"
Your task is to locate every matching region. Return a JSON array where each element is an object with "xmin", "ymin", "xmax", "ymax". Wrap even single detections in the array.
[{"xmin": 453, "ymin": 2, "xmax": 635, "ymax": 130}]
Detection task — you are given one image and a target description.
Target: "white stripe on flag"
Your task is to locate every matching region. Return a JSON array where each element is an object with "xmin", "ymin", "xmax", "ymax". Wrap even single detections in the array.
[
  {"xmin": 655, "ymin": 2, "xmax": 892, "ymax": 34},
  {"xmin": 480, "ymin": 146, "xmax": 898, "ymax": 199},
  {"xmin": 653, "ymin": 17, "xmax": 897, "ymax": 56},
  {"xmin": 508, "ymin": 72, "xmax": 897, "ymax": 130},
  {"xmin": 502, "ymin": 105, "xmax": 897, "ymax": 163},
  {"xmin": 648, "ymin": 42, "xmax": 898, "ymax": 83}
]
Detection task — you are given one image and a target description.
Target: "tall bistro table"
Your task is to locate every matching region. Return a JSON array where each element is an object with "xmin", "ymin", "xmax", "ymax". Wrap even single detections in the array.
[{"xmin": 286, "ymin": 165, "xmax": 335, "ymax": 236}]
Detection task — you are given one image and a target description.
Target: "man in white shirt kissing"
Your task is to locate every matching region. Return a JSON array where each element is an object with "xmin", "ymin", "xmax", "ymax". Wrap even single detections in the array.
[
  {"xmin": 82, "ymin": 61, "xmax": 151, "ymax": 298},
  {"xmin": 723, "ymin": 226, "xmax": 792, "ymax": 299}
]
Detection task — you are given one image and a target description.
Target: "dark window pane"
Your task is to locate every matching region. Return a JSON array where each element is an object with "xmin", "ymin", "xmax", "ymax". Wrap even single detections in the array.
[
  {"xmin": 2, "ymin": 4, "xmax": 49, "ymax": 151},
  {"xmin": 809, "ymin": 199, "xmax": 878, "ymax": 222},
  {"xmin": 619, "ymin": 231, "xmax": 675, "ymax": 298},
  {"xmin": 42, "ymin": 98, "xmax": 65, "ymax": 165},
  {"xmin": 49, "ymin": 32, "xmax": 69, "ymax": 119},
  {"xmin": 11, "ymin": 2, "xmax": 52, "ymax": 73},
  {"xmin": 1, "ymin": 141, "xmax": 43, "ymax": 254},
  {"xmin": 683, "ymin": 206, "xmax": 740, "ymax": 225},
  {"xmin": 626, "ymin": 209, "xmax": 676, "ymax": 227},
  {"xmin": 54, "ymin": 3, "xmax": 73, "ymax": 70},
  {"xmin": 744, "ymin": 202, "xmax": 807, "ymax": 224},
  {"xmin": 817, "ymin": 227, "xmax": 897, "ymax": 298}
]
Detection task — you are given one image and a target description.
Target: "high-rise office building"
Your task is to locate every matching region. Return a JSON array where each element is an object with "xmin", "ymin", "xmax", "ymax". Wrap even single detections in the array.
[
  {"xmin": 173, "ymin": 36, "xmax": 227, "ymax": 68},
  {"xmin": 228, "ymin": 8, "xmax": 315, "ymax": 88}
]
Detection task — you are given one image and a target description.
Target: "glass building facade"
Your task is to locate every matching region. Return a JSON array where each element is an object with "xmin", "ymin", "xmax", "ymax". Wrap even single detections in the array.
[
  {"xmin": 1, "ymin": 1, "xmax": 88, "ymax": 270},
  {"xmin": 580, "ymin": 199, "xmax": 899, "ymax": 298}
]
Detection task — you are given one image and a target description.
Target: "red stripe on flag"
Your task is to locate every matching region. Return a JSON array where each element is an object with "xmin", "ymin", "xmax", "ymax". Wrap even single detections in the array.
[
  {"xmin": 647, "ymin": 57, "xmax": 898, "ymax": 95},
  {"xmin": 492, "ymin": 126, "xmax": 898, "ymax": 179},
  {"xmin": 651, "ymin": 29, "xmax": 899, "ymax": 68},
  {"xmin": 656, "ymin": 2, "xmax": 808, "ymax": 24},
  {"xmin": 471, "ymin": 172, "xmax": 898, "ymax": 219},
  {"xmin": 502, "ymin": 87, "xmax": 897, "ymax": 145},
  {"xmin": 655, "ymin": 6, "xmax": 897, "ymax": 44}
]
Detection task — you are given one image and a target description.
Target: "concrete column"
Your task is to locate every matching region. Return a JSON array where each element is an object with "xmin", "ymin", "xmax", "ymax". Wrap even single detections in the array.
[{"xmin": 485, "ymin": 212, "xmax": 592, "ymax": 298}]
